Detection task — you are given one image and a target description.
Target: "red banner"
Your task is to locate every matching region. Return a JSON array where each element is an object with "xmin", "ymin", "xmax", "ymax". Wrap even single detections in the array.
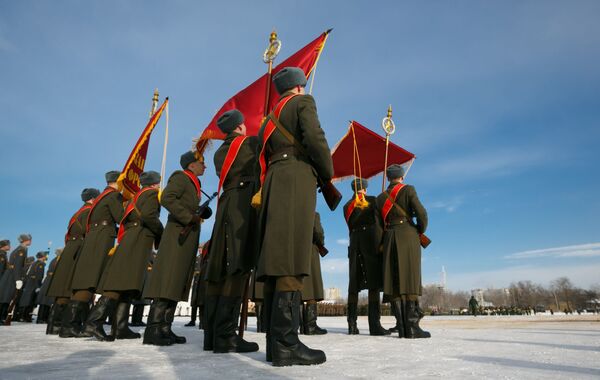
[
  {"xmin": 331, "ymin": 121, "xmax": 415, "ymax": 180},
  {"xmin": 117, "ymin": 98, "xmax": 168, "ymax": 200},
  {"xmin": 195, "ymin": 30, "xmax": 331, "ymax": 153}
]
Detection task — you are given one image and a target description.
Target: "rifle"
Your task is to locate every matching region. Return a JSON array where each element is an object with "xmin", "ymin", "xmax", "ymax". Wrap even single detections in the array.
[
  {"xmin": 3, "ymin": 287, "xmax": 22, "ymax": 326},
  {"xmin": 178, "ymin": 192, "xmax": 218, "ymax": 245}
]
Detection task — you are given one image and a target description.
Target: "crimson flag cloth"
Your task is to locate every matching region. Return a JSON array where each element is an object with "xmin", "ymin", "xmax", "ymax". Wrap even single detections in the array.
[
  {"xmin": 195, "ymin": 29, "xmax": 331, "ymax": 154},
  {"xmin": 117, "ymin": 98, "xmax": 168, "ymax": 200},
  {"xmin": 331, "ymin": 121, "xmax": 415, "ymax": 181}
]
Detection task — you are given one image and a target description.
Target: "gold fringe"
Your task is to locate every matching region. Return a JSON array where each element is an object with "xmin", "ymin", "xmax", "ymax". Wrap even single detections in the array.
[
  {"xmin": 355, "ymin": 193, "xmax": 369, "ymax": 209},
  {"xmin": 107, "ymin": 246, "xmax": 117, "ymax": 256},
  {"xmin": 251, "ymin": 187, "xmax": 262, "ymax": 209}
]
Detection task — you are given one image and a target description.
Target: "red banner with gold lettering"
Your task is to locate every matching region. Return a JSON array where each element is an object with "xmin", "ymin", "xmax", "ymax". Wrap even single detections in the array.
[{"xmin": 117, "ymin": 98, "xmax": 168, "ymax": 200}]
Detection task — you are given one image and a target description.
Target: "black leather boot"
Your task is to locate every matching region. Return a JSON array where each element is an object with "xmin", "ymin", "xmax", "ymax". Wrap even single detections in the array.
[
  {"xmin": 213, "ymin": 296, "xmax": 259, "ymax": 353},
  {"xmin": 112, "ymin": 301, "xmax": 140, "ymax": 339},
  {"xmin": 23, "ymin": 306, "xmax": 34, "ymax": 322},
  {"xmin": 270, "ymin": 291, "xmax": 326, "ymax": 367},
  {"xmin": 368, "ymin": 300, "xmax": 391, "ymax": 336},
  {"xmin": 264, "ymin": 292, "xmax": 274, "ymax": 362},
  {"xmin": 143, "ymin": 300, "xmax": 172, "ymax": 346},
  {"xmin": 404, "ymin": 300, "xmax": 430, "ymax": 339},
  {"xmin": 46, "ymin": 303, "xmax": 64, "ymax": 335},
  {"xmin": 347, "ymin": 303, "xmax": 359, "ymax": 335},
  {"xmin": 203, "ymin": 295, "xmax": 219, "ymax": 350},
  {"xmin": 185, "ymin": 306, "xmax": 197, "ymax": 326},
  {"xmin": 304, "ymin": 303, "xmax": 327, "ymax": 335},
  {"xmin": 81, "ymin": 296, "xmax": 118, "ymax": 341},
  {"xmin": 130, "ymin": 304, "xmax": 146, "ymax": 326},
  {"xmin": 388, "ymin": 300, "xmax": 404, "ymax": 337},
  {"xmin": 198, "ymin": 306, "xmax": 204, "ymax": 330},
  {"xmin": 299, "ymin": 303, "xmax": 305, "ymax": 334},
  {"xmin": 161, "ymin": 301, "xmax": 186, "ymax": 344},
  {"xmin": 37, "ymin": 305, "xmax": 50, "ymax": 323},
  {"xmin": 59, "ymin": 301, "xmax": 89, "ymax": 338}
]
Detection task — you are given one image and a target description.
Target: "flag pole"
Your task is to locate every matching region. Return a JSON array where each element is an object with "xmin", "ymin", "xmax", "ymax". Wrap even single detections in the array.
[
  {"xmin": 160, "ymin": 98, "xmax": 169, "ymax": 191},
  {"xmin": 382, "ymin": 105, "xmax": 396, "ymax": 192},
  {"xmin": 262, "ymin": 29, "xmax": 282, "ymax": 118}
]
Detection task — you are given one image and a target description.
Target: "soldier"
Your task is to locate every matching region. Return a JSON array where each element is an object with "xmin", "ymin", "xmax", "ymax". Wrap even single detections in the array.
[
  {"xmin": 0, "ymin": 239, "xmax": 10, "ymax": 279},
  {"xmin": 47, "ymin": 188, "xmax": 99, "ymax": 336},
  {"xmin": 64, "ymin": 172, "xmax": 124, "ymax": 337},
  {"xmin": 376, "ymin": 164, "xmax": 430, "ymax": 339},
  {"xmin": 343, "ymin": 178, "xmax": 390, "ymax": 336},
  {"xmin": 300, "ymin": 212, "xmax": 327, "ymax": 335},
  {"xmin": 142, "ymin": 151, "xmax": 211, "ymax": 346},
  {"xmin": 185, "ymin": 252, "xmax": 202, "ymax": 327},
  {"xmin": 203, "ymin": 109, "xmax": 260, "ymax": 353},
  {"xmin": 36, "ymin": 249, "xmax": 61, "ymax": 324},
  {"xmin": 84, "ymin": 171, "xmax": 164, "ymax": 341},
  {"xmin": 18, "ymin": 251, "xmax": 47, "ymax": 322},
  {"xmin": 0, "ymin": 233, "xmax": 32, "ymax": 323},
  {"xmin": 256, "ymin": 67, "xmax": 333, "ymax": 366},
  {"xmin": 469, "ymin": 296, "xmax": 479, "ymax": 317}
]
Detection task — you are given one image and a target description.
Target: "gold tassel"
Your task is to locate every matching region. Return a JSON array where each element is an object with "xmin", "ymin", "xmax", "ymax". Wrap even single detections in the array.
[
  {"xmin": 107, "ymin": 246, "xmax": 117, "ymax": 256},
  {"xmin": 355, "ymin": 193, "xmax": 369, "ymax": 209},
  {"xmin": 251, "ymin": 187, "xmax": 262, "ymax": 209}
]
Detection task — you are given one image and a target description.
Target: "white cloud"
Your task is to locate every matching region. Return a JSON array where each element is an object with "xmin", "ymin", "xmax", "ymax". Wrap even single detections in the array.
[
  {"xmin": 320, "ymin": 258, "xmax": 349, "ymax": 275},
  {"xmin": 336, "ymin": 238, "xmax": 349, "ymax": 246},
  {"xmin": 430, "ymin": 197, "xmax": 464, "ymax": 213},
  {"xmin": 504, "ymin": 242, "xmax": 600, "ymax": 259}
]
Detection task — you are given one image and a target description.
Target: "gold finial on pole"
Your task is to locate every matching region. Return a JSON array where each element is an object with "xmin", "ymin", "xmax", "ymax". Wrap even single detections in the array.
[
  {"xmin": 150, "ymin": 88, "xmax": 159, "ymax": 118},
  {"xmin": 382, "ymin": 104, "xmax": 397, "ymax": 191}
]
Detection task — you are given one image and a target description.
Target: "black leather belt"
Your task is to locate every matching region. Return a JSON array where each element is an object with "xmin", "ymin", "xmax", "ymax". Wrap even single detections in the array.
[
  {"xmin": 124, "ymin": 221, "xmax": 140, "ymax": 228},
  {"xmin": 68, "ymin": 235, "xmax": 83, "ymax": 241},
  {"xmin": 386, "ymin": 217, "xmax": 410, "ymax": 227},
  {"xmin": 351, "ymin": 225, "xmax": 374, "ymax": 232},
  {"xmin": 268, "ymin": 147, "xmax": 309, "ymax": 166},
  {"xmin": 222, "ymin": 176, "xmax": 255, "ymax": 192}
]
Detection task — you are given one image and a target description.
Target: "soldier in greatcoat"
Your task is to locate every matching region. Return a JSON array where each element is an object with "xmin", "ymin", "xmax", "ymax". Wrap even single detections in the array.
[
  {"xmin": 49, "ymin": 188, "xmax": 99, "ymax": 336},
  {"xmin": 83, "ymin": 171, "xmax": 163, "ymax": 341},
  {"xmin": 18, "ymin": 251, "xmax": 47, "ymax": 322},
  {"xmin": 142, "ymin": 151, "xmax": 212, "ymax": 346},
  {"xmin": 203, "ymin": 109, "xmax": 260, "ymax": 353},
  {"xmin": 343, "ymin": 178, "xmax": 390, "ymax": 336},
  {"xmin": 0, "ymin": 234, "xmax": 32, "ymax": 323},
  {"xmin": 0, "ymin": 239, "xmax": 10, "ymax": 280},
  {"xmin": 256, "ymin": 67, "xmax": 334, "ymax": 366},
  {"xmin": 376, "ymin": 164, "xmax": 430, "ymax": 338},
  {"xmin": 35, "ymin": 249, "xmax": 61, "ymax": 324},
  {"xmin": 300, "ymin": 213, "xmax": 327, "ymax": 335}
]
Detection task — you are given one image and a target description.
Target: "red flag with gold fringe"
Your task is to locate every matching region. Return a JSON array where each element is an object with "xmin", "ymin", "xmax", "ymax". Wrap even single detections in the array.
[
  {"xmin": 117, "ymin": 98, "xmax": 168, "ymax": 200},
  {"xmin": 195, "ymin": 30, "xmax": 332, "ymax": 154}
]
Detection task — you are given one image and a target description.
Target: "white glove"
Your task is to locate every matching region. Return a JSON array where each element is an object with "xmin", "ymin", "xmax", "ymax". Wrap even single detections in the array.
[
  {"xmin": 16, "ymin": 280, "xmax": 23, "ymax": 290},
  {"xmin": 35, "ymin": 288, "xmax": 40, "ymax": 293}
]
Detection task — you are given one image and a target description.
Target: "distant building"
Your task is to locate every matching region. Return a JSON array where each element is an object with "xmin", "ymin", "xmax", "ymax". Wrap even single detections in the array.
[{"xmin": 325, "ymin": 287, "xmax": 342, "ymax": 303}]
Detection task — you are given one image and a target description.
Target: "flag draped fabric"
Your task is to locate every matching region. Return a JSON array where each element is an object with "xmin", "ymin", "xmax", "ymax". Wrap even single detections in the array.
[
  {"xmin": 331, "ymin": 121, "xmax": 415, "ymax": 181},
  {"xmin": 195, "ymin": 30, "xmax": 331, "ymax": 154},
  {"xmin": 117, "ymin": 98, "xmax": 168, "ymax": 200}
]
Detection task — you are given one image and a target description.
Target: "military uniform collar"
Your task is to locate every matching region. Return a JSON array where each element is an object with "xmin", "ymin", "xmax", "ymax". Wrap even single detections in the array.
[
  {"xmin": 225, "ymin": 132, "xmax": 242, "ymax": 142},
  {"xmin": 278, "ymin": 90, "xmax": 298, "ymax": 101}
]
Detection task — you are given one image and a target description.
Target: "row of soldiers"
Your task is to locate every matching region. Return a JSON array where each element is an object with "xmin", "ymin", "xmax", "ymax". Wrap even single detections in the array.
[{"xmin": 1, "ymin": 66, "xmax": 429, "ymax": 368}]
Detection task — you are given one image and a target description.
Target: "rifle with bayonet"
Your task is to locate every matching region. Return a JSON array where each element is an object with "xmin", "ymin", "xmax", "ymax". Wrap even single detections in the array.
[{"xmin": 178, "ymin": 191, "xmax": 218, "ymax": 245}]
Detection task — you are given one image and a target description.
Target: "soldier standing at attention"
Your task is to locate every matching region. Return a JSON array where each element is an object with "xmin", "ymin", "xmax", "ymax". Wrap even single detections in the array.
[
  {"xmin": 203, "ymin": 109, "xmax": 260, "ymax": 353},
  {"xmin": 48, "ymin": 188, "xmax": 99, "ymax": 336},
  {"xmin": 300, "ymin": 212, "xmax": 327, "ymax": 335},
  {"xmin": 36, "ymin": 248, "xmax": 61, "ymax": 324},
  {"xmin": 0, "ymin": 234, "xmax": 32, "ymax": 323},
  {"xmin": 469, "ymin": 296, "xmax": 479, "ymax": 317},
  {"xmin": 83, "ymin": 171, "xmax": 164, "ymax": 341},
  {"xmin": 0, "ymin": 239, "xmax": 10, "ymax": 279},
  {"xmin": 65, "ymin": 172, "xmax": 124, "ymax": 337},
  {"xmin": 18, "ymin": 251, "xmax": 47, "ymax": 322},
  {"xmin": 343, "ymin": 178, "xmax": 390, "ymax": 336},
  {"xmin": 256, "ymin": 67, "xmax": 334, "ymax": 366},
  {"xmin": 376, "ymin": 164, "xmax": 430, "ymax": 339},
  {"xmin": 143, "ymin": 151, "xmax": 211, "ymax": 346}
]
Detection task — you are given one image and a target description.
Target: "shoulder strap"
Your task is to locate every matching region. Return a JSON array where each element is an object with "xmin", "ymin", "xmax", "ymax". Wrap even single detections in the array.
[
  {"xmin": 183, "ymin": 170, "xmax": 201, "ymax": 198},
  {"xmin": 86, "ymin": 187, "xmax": 117, "ymax": 231},
  {"xmin": 381, "ymin": 183, "xmax": 406, "ymax": 222}
]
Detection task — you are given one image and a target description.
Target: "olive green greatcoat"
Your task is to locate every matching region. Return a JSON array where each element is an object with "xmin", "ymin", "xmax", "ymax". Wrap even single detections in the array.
[
  {"xmin": 19, "ymin": 259, "xmax": 45, "ymax": 307},
  {"xmin": 0, "ymin": 251, "xmax": 7, "ymax": 278},
  {"xmin": 143, "ymin": 171, "xmax": 201, "ymax": 302},
  {"xmin": 301, "ymin": 213, "xmax": 325, "ymax": 302},
  {"xmin": 36, "ymin": 256, "xmax": 58, "ymax": 306},
  {"xmin": 256, "ymin": 93, "xmax": 334, "ymax": 280},
  {"xmin": 376, "ymin": 184, "xmax": 428, "ymax": 296},
  {"xmin": 205, "ymin": 133, "xmax": 259, "ymax": 282},
  {"xmin": 190, "ymin": 255, "xmax": 205, "ymax": 307},
  {"xmin": 71, "ymin": 189, "xmax": 124, "ymax": 291},
  {"xmin": 47, "ymin": 206, "xmax": 90, "ymax": 298},
  {"xmin": 343, "ymin": 195, "xmax": 385, "ymax": 293},
  {"xmin": 98, "ymin": 188, "xmax": 163, "ymax": 294},
  {"xmin": 0, "ymin": 246, "xmax": 28, "ymax": 303}
]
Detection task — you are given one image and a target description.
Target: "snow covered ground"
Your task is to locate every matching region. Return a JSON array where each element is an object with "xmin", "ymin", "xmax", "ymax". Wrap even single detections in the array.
[{"xmin": 1, "ymin": 314, "xmax": 599, "ymax": 379}]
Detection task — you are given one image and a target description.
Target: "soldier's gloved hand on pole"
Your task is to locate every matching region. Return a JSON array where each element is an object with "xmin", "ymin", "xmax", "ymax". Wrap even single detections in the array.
[{"xmin": 15, "ymin": 280, "xmax": 23, "ymax": 289}]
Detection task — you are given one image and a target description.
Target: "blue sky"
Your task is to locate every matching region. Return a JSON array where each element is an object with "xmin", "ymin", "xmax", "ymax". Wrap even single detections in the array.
[{"xmin": 1, "ymin": 1, "xmax": 599, "ymax": 295}]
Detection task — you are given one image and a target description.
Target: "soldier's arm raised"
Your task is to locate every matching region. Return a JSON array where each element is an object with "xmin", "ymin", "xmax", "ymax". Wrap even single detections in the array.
[{"xmin": 297, "ymin": 95, "xmax": 334, "ymax": 181}]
